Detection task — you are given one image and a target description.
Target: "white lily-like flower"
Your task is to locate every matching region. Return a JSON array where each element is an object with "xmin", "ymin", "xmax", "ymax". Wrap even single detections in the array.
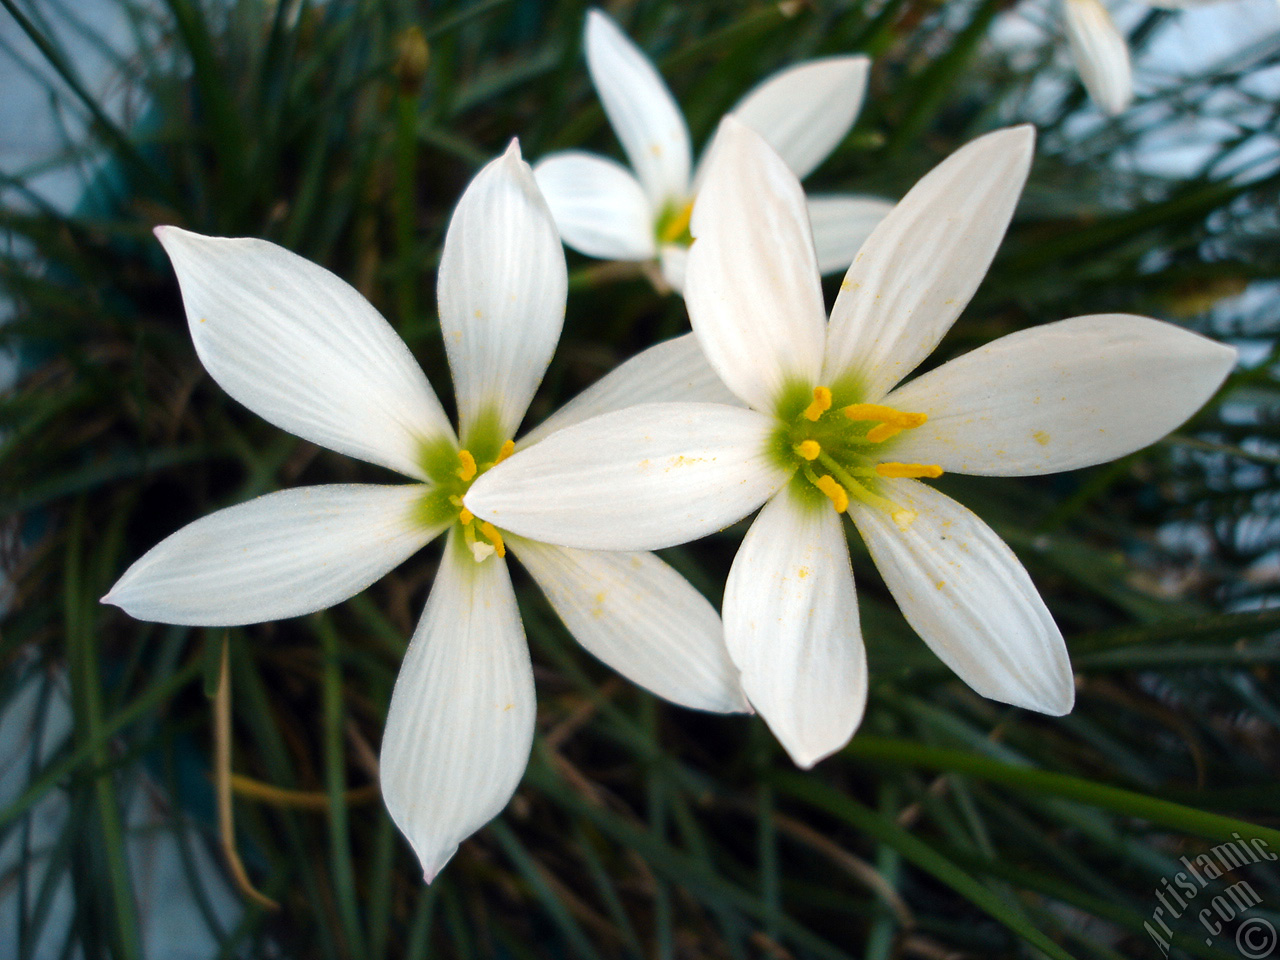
[
  {"xmin": 534, "ymin": 7, "xmax": 894, "ymax": 293},
  {"xmin": 101, "ymin": 141, "xmax": 749, "ymax": 882},
  {"xmin": 466, "ymin": 119, "xmax": 1237, "ymax": 767},
  {"xmin": 1061, "ymin": 0, "xmax": 1240, "ymax": 115}
]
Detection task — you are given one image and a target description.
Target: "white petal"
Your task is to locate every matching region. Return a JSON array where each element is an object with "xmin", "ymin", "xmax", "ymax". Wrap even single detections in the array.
[
  {"xmin": 883, "ymin": 314, "xmax": 1237, "ymax": 476},
  {"xmin": 659, "ymin": 244, "xmax": 688, "ymax": 293},
  {"xmin": 1062, "ymin": 0, "xmax": 1133, "ymax": 116},
  {"xmin": 724, "ymin": 487, "xmax": 867, "ymax": 767},
  {"xmin": 438, "ymin": 140, "xmax": 568, "ymax": 443},
  {"xmin": 520, "ymin": 334, "xmax": 743, "ymax": 448},
  {"xmin": 585, "ymin": 9, "xmax": 692, "ymax": 208},
  {"xmin": 102, "ymin": 485, "xmax": 441, "ymax": 626},
  {"xmin": 465, "ymin": 402, "xmax": 787, "ymax": 551},
  {"xmin": 380, "ymin": 537, "xmax": 535, "ymax": 882},
  {"xmin": 685, "ymin": 118, "xmax": 827, "ymax": 413},
  {"xmin": 822, "ymin": 126, "xmax": 1035, "ymax": 400},
  {"xmin": 806, "ymin": 194, "xmax": 896, "ymax": 275},
  {"xmin": 533, "ymin": 152, "xmax": 657, "ymax": 261},
  {"xmin": 849, "ymin": 480, "xmax": 1074, "ymax": 715},
  {"xmin": 155, "ymin": 228, "xmax": 452, "ymax": 479},
  {"xmin": 730, "ymin": 56, "xmax": 871, "ymax": 181},
  {"xmin": 510, "ymin": 538, "xmax": 748, "ymax": 713}
]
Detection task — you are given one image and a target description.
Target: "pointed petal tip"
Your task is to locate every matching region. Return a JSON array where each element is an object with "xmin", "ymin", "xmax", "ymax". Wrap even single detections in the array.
[
  {"xmin": 502, "ymin": 137, "xmax": 523, "ymax": 163},
  {"xmin": 418, "ymin": 843, "xmax": 458, "ymax": 885}
]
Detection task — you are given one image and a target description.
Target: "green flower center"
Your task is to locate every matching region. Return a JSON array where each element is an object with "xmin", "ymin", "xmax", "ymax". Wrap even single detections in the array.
[
  {"xmin": 655, "ymin": 198, "xmax": 694, "ymax": 247},
  {"xmin": 413, "ymin": 409, "xmax": 511, "ymax": 561},
  {"xmin": 769, "ymin": 384, "xmax": 942, "ymax": 526}
]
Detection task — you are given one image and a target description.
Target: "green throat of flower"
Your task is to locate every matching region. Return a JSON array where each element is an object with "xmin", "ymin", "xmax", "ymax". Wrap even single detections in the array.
[
  {"xmin": 655, "ymin": 199, "xmax": 694, "ymax": 247},
  {"xmin": 772, "ymin": 384, "xmax": 943, "ymax": 528},
  {"xmin": 414, "ymin": 414, "xmax": 512, "ymax": 562}
]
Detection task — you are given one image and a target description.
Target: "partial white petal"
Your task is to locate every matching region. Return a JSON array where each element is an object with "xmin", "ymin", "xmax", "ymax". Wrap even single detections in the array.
[
  {"xmin": 685, "ymin": 118, "xmax": 827, "ymax": 413},
  {"xmin": 730, "ymin": 56, "xmax": 871, "ymax": 181},
  {"xmin": 380, "ymin": 537, "xmax": 535, "ymax": 882},
  {"xmin": 884, "ymin": 314, "xmax": 1237, "ymax": 476},
  {"xmin": 534, "ymin": 152, "xmax": 657, "ymax": 261},
  {"xmin": 438, "ymin": 140, "xmax": 568, "ymax": 442},
  {"xmin": 724, "ymin": 487, "xmax": 867, "ymax": 767},
  {"xmin": 585, "ymin": 9, "xmax": 692, "ymax": 208},
  {"xmin": 822, "ymin": 126, "xmax": 1035, "ymax": 400},
  {"xmin": 520, "ymin": 334, "xmax": 742, "ymax": 448},
  {"xmin": 155, "ymin": 228, "xmax": 452, "ymax": 479},
  {"xmin": 103, "ymin": 485, "xmax": 441, "ymax": 626},
  {"xmin": 658, "ymin": 244, "xmax": 688, "ymax": 293},
  {"xmin": 849, "ymin": 480, "xmax": 1074, "ymax": 715},
  {"xmin": 1062, "ymin": 0, "xmax": 1133, "ymax": 116},
  {"xmin": 466, "ymin": 402, "xmax": 787, "ymax": 551},
  {"xmin": 511, "ymin": 538, "xmax": 748, "ymax": 713},
  {"xmin": 806, "ymin": 194, "xmax": 896, "ymax": 275}
]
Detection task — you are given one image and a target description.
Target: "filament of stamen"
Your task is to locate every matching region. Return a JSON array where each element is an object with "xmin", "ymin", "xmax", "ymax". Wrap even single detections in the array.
[
  {"xmin": 803, "ymin": 386, "xmax": 833, "ymax": 422},
  {"xmin": 876, "ymin": 462, "xmax": 944, "ymax": 479},
  {"xmin": 795, "ymin": 440, "xmax": 821, "ymax": 461},
  {"xmin": 457, "ymin": 449, "xmax": 477, "ymax": 482}
]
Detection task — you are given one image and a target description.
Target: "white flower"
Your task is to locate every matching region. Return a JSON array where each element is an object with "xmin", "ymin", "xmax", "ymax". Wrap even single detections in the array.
[
  {"xmin": 534, "ymin": 7, "xmax": 894, "ymax": 293},
  {"xmin": 101, "ymin": 141, "xmax": 748, "ymax": 882},
  {"xmin": 466, "ymin": 119, "xmax": 1237, "ymax": 767}
]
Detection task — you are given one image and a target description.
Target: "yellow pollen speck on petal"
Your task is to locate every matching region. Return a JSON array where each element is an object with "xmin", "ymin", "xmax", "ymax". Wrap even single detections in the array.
[
  {"xmin": 876, "ymin": 462, "xmax": 943, "ymax": 479},
  {"xmin": 479, "ymin": 521, "xmax": 506, "ymax": 558},
  {"xmin": 814, "ymin": 474, "xmax": 849, "ymax": 513},
  {"xmin": 797, "ymin": 567, "xmax": 810, "ymax": 579},
  {"xmin": 892, "ymin": 508, "xmax": 918, "ymax": 530},
  {"xmin": 458, "ymin": 507, "xmax": 474, "ymax": 525},
  {"xmin": 659, "ymin": 201, "xmax": 694, "ymax": 244},
  {"xmin": 457, "ymin": 449, "xmax": 477, "ymax": 482},
  {"xmin": 803, "ymin": 386, "xmax": 832, "ymax": 422},
  {"xmin": 495, "ymin": 440, "xmax": 516, "ymax": 464},
  {"xmin": 1033, "ymin": 430, "xmax": 1050, "ymax": 446},
  {"xmin": 795, "ymin": 440, "xmax": 821, "ymax": 461}
]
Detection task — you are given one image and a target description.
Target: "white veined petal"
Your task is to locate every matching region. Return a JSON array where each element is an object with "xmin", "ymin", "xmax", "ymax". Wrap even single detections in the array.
[
  {"xmin": 849, "ymin": 479, "xmax": 1074, "ymax": 715},
  {"xmin": 438, "ymin": 140, "xmax": 568, "ymax": 443},
  {"xmin": 465, "ymin": 402, "xmax": 787, "ymax": 551},
  {"xmin": 659, "ymin": 244, "xmax": 688, "ymax": 293},
  {"xmin": 102, "ymin": 485, "xmax": 442, "ymax": 626},
  {"xmin": 380, "ymin": 535, "xmax": 535, "ymax": 882},
  {"xmin": 1062, "ymin": 0, "xmax": 1134, "ymax": 116},
  {"xmin": 730, "ymin": 56, "xmax": 871, "ymax": 181},
  {"xmin": 533, "ymin": 152, "xmax": 657, "ymax": 261},
  {"xmin": 585, "ymin": 9, "xmax": 692, "ymax": 208},
  {"xmin": 685, "ymin": 118, "xmax": 827, "ymax": 413},
  {"xmin": 883, "ymin": 314, "xmax": 1237, "ymax": 476},
  {"xmin": 806, "ymin": 194, "xmax": 896, "ymax": 275},
  {"xmin": 520, "ymin": 334, "xmax": 743, "ymax": 448},
  {"xmin": 822, "ymin": 126, "xmax": 1035, "ymax": 400},
  {"xmin": 724, "ymin": 487, "xmax": 867, "ymax": 767},
  {"xmin": 155, "ymin": 228, "xmax": 453, "ymax": 479},
  {"xmin": 510, "ymin": 538, "xmax": 749, "ymax": 713}
]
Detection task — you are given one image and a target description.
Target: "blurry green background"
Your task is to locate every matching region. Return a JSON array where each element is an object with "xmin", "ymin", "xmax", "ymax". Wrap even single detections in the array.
[{"xmin": 2, "ymin": 0, "xmax": 1279, "ymax": 957}]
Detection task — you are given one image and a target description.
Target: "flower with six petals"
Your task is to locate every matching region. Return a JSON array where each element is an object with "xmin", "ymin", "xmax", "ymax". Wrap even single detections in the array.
[
  {"xmin": 102, "ymin": 141, "xmax": 748, "ymax": 882},
  {"xmin": 534, "ymin": 8, "xmax": 894, "ymax": 292},
  {"xmin": 466, "ymin": 118, "xmax": 1237, "ymax": 767}
]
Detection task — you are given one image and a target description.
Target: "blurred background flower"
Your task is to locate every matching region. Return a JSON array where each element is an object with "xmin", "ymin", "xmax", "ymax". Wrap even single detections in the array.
[{"xmin": 2, "ymin": 1, "xmax": 1278, "ymax": 958}]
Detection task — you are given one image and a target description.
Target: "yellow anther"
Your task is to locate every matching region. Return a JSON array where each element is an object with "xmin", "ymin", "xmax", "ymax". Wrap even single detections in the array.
[
  {"xmin": 814, "ymin": 474, "xmax": 850, "ymax": 513},
  {"xmin": 457, "ymin": 449, "xmax": 477, "ymax": 482},
  {"xmin": 843, "ymin": 404, "xmax": 927, "ymax": 443},
  {"xmin": 479, "ymin": 521, "xmax": 506, "ymax": 558},
  {"xmin": 495, "ymin": 439, "xmax": 515, "ymax": 464},
  {"xmin": 876, "ymin": 462, "xmax": 943, "ymax": 479},
  {"xmin": 864, "ymin": 423, "xmax": 902, "ymax": 443},
  {"xmin": 458, "ymin": 507, "xmax": 474, "ymax": 525},
  {"xmin": 659, "ymin": 201, "xmax": 694, "ymax": 245},
  {"xmin": 795, "ymin": 440, "xmax": 821, "ymax": 461},
  {"xmin": 803, "ymin": 386, "xmax": 833, "ymax": 422}
]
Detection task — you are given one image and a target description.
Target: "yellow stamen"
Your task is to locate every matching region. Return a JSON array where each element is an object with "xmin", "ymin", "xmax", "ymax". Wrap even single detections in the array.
[
  {"xmin": 876, "ymin": 462, "xmax": 943, "ymax": 479},
  {"xmin": 479, "ymin": 521, "xmax": 506, "ymax": 558},
  {"xmin": 814, "ymin": 474, "xmax": 850, "ymax": 513},
  {"xmin": 495, "ymin": 439, "xmax": 516, "ymax": 464},
  {"xmin": 659, "ymin": 201, "xmax": 694, "ymax": 245},
  {"xmin": 864, "ymin": 422, "xmax": 902, "ymax": 443},
  {"xmin": 458, "ymin": 507, "xmax": 474, "ymax": 525},
  {"xmin": 803, "ymin": 386, "xmax": 833, "ymax": 422},
  {"xmin": 457, "ymin": 449, "xmax": 477, "ymax": 482},
  {"xmin": 795, "ymin": 440, "xmax": 821, "ymax": 461}
]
